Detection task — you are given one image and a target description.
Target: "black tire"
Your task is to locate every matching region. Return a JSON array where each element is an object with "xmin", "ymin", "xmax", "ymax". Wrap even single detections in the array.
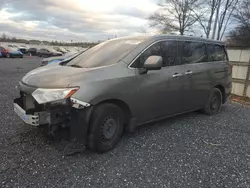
[
  {"xmin": 6, "ymin": 53, "xmax": 10, "ymax": 58},
  {"xmin": 87, "ymin": 103, "xmax": 124, "ymax": 153},
  {"xmin": 203, "ymin": 88, "xmax": 222, "ymax": 115}
]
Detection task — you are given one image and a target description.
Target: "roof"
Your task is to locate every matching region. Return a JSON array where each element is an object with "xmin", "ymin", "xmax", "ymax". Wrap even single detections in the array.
[
  {"xmin": 110, "ymin": 34, "xmax": 225, "ymax": 45},
  {"xmin": 148, "ymin": 34, "xmax": 225, "ymax": 44}
]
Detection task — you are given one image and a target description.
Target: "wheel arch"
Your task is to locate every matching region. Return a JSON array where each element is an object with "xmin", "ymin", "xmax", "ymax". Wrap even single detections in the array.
[
  {"xmin": 214, "ymin": 84, "xmax": 226, "ymax": 104},
  {"xmin": 96, "ymin": 99, "xmax": 132, "ymax": 125}
]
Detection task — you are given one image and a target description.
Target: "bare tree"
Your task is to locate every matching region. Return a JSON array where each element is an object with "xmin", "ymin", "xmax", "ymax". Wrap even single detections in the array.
[
  {"xmin": 0, "ymin": 33, "xmax": 8, "ymax": 41},
  {"xmin": 233, "ymin": 0, "xmax": 250, "ymax": 30},
  {"xmin": 193, "ymin": 0, "xmax": 219, "ymax": 38},
  {"xmin": 227, "ymin": 0, "xmax": 250, "ymax": 45},
  {"xmin": 212, "ymin": 0, "xmax": 221, "ymax": 39},
  {"xmin": 149, "ymin": 0, "xmax": 201, "ymax": 35},
  {"xmin": 139, "ymin": 26, "xmax": 147, "ymax": 34},
  {"xmin": 216, "ymin": 0, "xmax": 239, "ymax": 40},
  {"xmin": 192, "ymin": 0, "xmax": 238, "ymax": 40}
]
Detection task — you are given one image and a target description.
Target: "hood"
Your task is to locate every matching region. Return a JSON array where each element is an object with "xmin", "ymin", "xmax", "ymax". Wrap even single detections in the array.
[{"xmin": 21, "ymin": 65, "xmax": 91, "ymax": 88}]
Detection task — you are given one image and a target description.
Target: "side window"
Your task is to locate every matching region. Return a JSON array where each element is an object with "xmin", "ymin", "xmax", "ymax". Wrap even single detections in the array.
[
  {"xmin": 207, "ymin": 44, "xmax": 227, "ymax": 61},
  {"xmin": 130, "ymin": 42, "xmax": 163, "ymax": 68},
  {"xmin": 180, "ymin": 41, "xmax": 207, "ymax": 64},
  {"xmin": 161, "ymin": 40, "xmax": 178, "ymax": 67},
  {"xmin": 140, "ymin": 42, "xmax": 163, "ymax": 64}
]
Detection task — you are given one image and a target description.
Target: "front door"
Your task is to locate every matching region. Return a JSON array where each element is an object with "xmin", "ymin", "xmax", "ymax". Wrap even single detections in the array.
[{"xmin": 133, "ymin": 40, "xmax": 188, "ymax": 123}]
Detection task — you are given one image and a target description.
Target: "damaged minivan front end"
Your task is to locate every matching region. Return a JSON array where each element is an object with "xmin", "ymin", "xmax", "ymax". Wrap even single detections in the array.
[
  {"xmin": 14, "ymin": 63, "xmax": 95, "ymax": 144},
  {"xmin": 14, "ymin": 77, "xmax": 93, "ymax": 143}
]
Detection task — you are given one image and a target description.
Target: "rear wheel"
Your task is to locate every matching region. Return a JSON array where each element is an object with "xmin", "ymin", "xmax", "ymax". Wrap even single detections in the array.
[
  {"xmin": 6, "ymin": 53, "xmax": 10, "ymax": 58},
  {"xmin": 203, "ymin": 88, "xmax": 222, "ymax": 115},
  {"xmin": 87, "ymin": 103, "xmax": 124, "ymax": 153}
]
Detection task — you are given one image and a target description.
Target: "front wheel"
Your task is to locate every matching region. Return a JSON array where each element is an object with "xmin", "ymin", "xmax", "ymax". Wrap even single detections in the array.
[
  {"xmin": 87, "ymin": 103, "xmax": 124, "ymax": 153},
  {"xmin": 203, "ymin": 88, "xmax": 222, "ymax": 115},
  {"xmin": 6, "ymin": 53, "xmax": 10, "ymax": 58}
]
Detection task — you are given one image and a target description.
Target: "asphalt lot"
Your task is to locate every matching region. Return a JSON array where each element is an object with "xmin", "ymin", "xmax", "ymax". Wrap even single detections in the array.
[{"xmin": 0, "ymin": 57, "xmax": 250, "ymax": 188}]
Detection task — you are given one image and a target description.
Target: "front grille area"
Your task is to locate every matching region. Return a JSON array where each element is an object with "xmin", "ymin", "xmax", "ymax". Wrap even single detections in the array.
[
  {"xmin": 23, "ymin": 93, "xmax": 36, "ymax": 110},
  {"xmin": 19, "ymin": 92, "xmax": 45, "ymax": 112}
]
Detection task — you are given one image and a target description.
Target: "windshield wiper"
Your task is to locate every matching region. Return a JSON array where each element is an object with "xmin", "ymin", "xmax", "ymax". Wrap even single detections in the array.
[{"xmin": 69, "ymin": 64, "xmax": 82, "ymax": 68}]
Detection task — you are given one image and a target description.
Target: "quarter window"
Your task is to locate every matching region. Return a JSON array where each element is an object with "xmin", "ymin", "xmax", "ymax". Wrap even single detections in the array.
[
  {"xmin": 180, "ymin": 41, "xmax": 207, "ymax": 64},
  {"xmin": 207, "ymin": 44, "xmax": 227, "ymax": 61}
]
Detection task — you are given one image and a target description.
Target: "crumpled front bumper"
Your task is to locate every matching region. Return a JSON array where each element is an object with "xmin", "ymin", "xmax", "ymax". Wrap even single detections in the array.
[
  {"xmin": 13, "ymin": 96, "xmax": 50, "ymax": 126},
  {"xmin": 14, "ymin": 103, "xmax": 40, "ymax": 126},
  {"xmin": 13, "ymin": 89, "xmax": 93, "ymax": 145}
]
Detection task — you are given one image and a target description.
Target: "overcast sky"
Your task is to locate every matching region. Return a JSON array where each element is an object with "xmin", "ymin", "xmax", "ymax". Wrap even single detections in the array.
[{"xmin": 0, "ymin": 0, "xmax": 160, "ymax": 42}]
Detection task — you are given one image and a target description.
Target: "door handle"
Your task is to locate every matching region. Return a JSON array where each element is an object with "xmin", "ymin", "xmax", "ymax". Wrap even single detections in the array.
[
  {"xmin": 185, "ymin": 70, "xmax": 193, "ymax": 75},
  {"xmin": 172, "ymin": 73, "xmax": 182, "ymax": 78}
]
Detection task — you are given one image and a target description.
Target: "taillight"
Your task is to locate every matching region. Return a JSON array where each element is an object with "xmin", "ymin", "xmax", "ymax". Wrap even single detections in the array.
[{"xmin": 229, "ymin": 64, "xmax": 233, "ymax": 74}]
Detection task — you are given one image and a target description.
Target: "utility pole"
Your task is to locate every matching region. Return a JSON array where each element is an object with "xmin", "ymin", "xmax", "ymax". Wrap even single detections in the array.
[{"xmin": 212, "ymin": 0, "xmax": 221, "ymax": 40}]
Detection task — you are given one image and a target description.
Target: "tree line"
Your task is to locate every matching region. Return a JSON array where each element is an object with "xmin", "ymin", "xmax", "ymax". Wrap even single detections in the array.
[
  {"xmin": 0, "ymin": 33, "xmax": 98, "ymax": 47},
  {"xmin": 149, "ymin": 0, "xmax": 250, "ymax": 46}
]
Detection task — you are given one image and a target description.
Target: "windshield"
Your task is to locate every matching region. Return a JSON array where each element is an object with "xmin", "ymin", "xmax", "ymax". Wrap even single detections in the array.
[
  {"xmin": 67, "ymin": 38, "xmax": 143, "ymax": 68},
  {"xmin": 60, "ymin": 51, "xmax": 85, "ymax": 65}
]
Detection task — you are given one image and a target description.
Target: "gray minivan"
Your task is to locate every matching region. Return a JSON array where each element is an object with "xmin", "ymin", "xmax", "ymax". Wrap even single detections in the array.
[{"xmin": 14, "ymin": 35, "xmax": 232, "ymax": 152}]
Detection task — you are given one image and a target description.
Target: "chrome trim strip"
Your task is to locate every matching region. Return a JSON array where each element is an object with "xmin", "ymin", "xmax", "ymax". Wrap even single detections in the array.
[
  {"xmin": 71, "ymin": 98, "xmax": 91, "ymax": 109},
  {"xmin": 127, "ymin": 38, "xmax": 219, "ymax": 70},
  {"xmin": 128, "ymin": 39, "xmax": 170, "ymax": 70}
]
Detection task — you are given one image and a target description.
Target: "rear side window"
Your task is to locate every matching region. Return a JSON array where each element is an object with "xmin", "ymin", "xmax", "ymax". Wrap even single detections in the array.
[
  {"xmin": 207, "ymin": 44, "xmax": 227, "ymax": 61},
  {"xmin": 180, "ymin": 41, "xmax": 207, "ymax": 64}
]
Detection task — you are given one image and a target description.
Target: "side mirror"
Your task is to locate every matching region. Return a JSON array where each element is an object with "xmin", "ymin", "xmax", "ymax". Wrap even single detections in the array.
[{"xmin": 143, "ymin": 55, "xmax": 163, "ymax": 71}]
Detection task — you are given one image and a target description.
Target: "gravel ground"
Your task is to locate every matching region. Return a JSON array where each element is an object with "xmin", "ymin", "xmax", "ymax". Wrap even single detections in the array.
[{"xmin": 0, "ymin": 57, "xmax": 250, "ymax": 188}]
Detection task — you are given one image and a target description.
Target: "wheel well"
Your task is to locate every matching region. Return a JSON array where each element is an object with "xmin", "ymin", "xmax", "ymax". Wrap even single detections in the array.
[
  {"xmin": 98, "ymin": 99, "xmax": 132, "ymax": 124},
  {"xmin": 214, "ymin": 85, "xmax": 226, "ymax": 103}
]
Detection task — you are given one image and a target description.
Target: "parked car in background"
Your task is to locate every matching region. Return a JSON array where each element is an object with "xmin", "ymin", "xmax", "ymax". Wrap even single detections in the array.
[
  {"xmin": 27, "ymin": 47, "xmax": 37, "ymax": 56},
  {"xmin": 0, "ymin": 45, "xmax": 23, "ymax": 58},
  {"xmin": 14, "ymin": 35, "xmax": 231, "ymax": 153},
  {"xmin": 41, "ymin": 51, "xmax": 83, "ymax": 66},
  {"xmin": 36, "ymin": 48, "xmax": 63, "ymax": 57},
  {"xmin": 7, "ymin": 44, "xmax": 26, "ymax": 53},
  {"xmin": 17, "ymin": 45, "xmax": 27, "ymax": 54},
  {"xmin": 53, "ymin": 46, "xmax": 68, "ymax": 54}
]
